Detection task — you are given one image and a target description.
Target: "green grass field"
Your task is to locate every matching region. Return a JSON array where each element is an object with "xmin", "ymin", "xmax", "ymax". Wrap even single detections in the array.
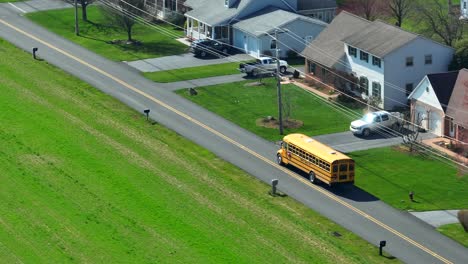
[
  {"xmin": 350, "ymin": 147, "xmax": 468, "ymax": 211},
  {"xmin": 26, "ymin": 6, "xmax": 188, "ymax": 61},
  {"xmin": 0, "ymin": 38, "xmax": 399, "ymax": 263},
  {"xmin": 177, "ymin": 78, "xmax": 362, "ymax": 141},
  {"xmin": 437, "ymin": 223, "xmax": 468, "ymax": 248},
  {"xmin": 144, "ymin": 62, "xmax": 241, "ymax": 83}
]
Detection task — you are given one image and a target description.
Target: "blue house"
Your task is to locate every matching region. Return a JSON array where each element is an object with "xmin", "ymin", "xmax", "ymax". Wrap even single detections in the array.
[{"xmin": 184, "ymin": 0, "xmax": 334, "ymax": 58}]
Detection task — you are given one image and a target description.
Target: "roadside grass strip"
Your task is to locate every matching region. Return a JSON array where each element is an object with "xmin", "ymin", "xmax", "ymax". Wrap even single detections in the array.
[
  {"xmin": 350, "ymin": 147, "xmax": 468, "ymax": 211},
  {"xmin": 26, "ymin": 5, "xmax": 188, "ymax": 61},
  {"xmin": 144, "ymin": 62, "xmax": 242, "ymax": 83},
  {"xmin": 0, "ymin": 38, "xmax": 399, "ymax": 263},
  {"xmin": 437, "ymin": 223, "xmax": 468, "ymax": 248},
  {"xmin": 177, "ymin": 78, "xmax": 361, "ymax": 141}
]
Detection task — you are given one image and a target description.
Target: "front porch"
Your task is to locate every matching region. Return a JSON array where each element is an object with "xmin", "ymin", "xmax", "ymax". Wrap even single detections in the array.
[{"xmin": 185, "ymin": 16, "xmax": 230, "ymax": 43}]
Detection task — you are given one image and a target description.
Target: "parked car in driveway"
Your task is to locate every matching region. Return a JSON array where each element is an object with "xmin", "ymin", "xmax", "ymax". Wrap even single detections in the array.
[
  {"xmin": 190, "ymin": 39, "xmax": 231, "ymax": 57},
  {"xmin": 350, "ymin": 111, "xmax": 402, "ymax": 137},
  {"xmin": 239, "ymin": 57, "xmax": 288, "ymax": 77}
]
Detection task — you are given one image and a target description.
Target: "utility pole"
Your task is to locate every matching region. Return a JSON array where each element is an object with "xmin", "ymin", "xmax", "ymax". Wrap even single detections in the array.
[
  {"xmin": 275, "ymin": 29, "xmax": 283, "ymax": 135},
  {"xmin": 74, "ymin": 0, "xmax": 79, "ymax": 36}
]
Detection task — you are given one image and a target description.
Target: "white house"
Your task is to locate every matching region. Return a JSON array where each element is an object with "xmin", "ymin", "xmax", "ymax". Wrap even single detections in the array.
[
  {"xmin": 183, "ymin": 0, "xmax": 332, "ymax": 57},
  {"xmin": 461, "ymin": 0, "xmax": 468, "ymax": 19},
  {"xmin": 408, "ymin": 69, "xmax": 468, "ymax": 143},
  {"xmin": 301, "ymin": 11, "xmax": 455, "ymax": 110}
]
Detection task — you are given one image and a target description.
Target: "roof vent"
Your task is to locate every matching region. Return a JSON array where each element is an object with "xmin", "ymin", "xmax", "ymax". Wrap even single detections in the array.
[
  {"xmin": 305, "ymin": 138, "xmax": 313, "ymax": 143},
  {"xmin": 330, "ymin": 151, "xmax": 336, "ymax": 155}
]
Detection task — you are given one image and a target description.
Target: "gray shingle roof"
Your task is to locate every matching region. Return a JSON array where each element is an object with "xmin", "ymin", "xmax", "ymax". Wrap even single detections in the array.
[
  {"xmin": 446, "ymin": 69, "xmax": 468, "ymax": 126},
  {"xmin": 233, "ymin": 7, "xmax": 327, "ymax": 37},
  {"xmin": 342, "ymin": 20, "xmax": 418, "ymax": 58},
  {"xmin": 185, "ymin": 0, "xmax": 252, "ymax": 25},
  {"xmin": 301, "ymin": 11, "xmax": 370, "ymax": 68},
  {"xmin": 298, "ymin": 0, "xmax": 336, "ymax": 10}
]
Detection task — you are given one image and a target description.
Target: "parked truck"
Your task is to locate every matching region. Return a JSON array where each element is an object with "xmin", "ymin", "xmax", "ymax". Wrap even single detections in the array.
[
  {"xmin": 350, "ymin": 111, "xmax": 402, "ymax": 137},
  {"xmin": 239, "ymin": 57, "xmax": 288, "ymax": 77}
]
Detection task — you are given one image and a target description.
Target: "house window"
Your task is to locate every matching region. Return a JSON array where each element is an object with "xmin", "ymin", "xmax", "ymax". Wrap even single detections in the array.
[
  {"xmin": 372, "ymin": 56, "xmax": 381, "ymax": 68},
  {"xmin": 359, "ymin": 76, "xmax": 369, "ymax": 94},
  {"xmin": 348, "ymin": 46, "xmax": 357, "ymax": 57},
  {"xmin": 425, "ymin": 55, "xmax": 432, "ymax": 65},
  {"xmin": 360, "ymin": 51, "xmax": 369, "ymax": 62},
  {"xmin": 372, "ymin": 82, "xmax": 381, "ymax": 97},
  {"xmin": 308, "ymin": 62, "xmax": 316, "ymax": 74},
  {"xmin": 406, "ymin": 56, "xmax": 414, "ymax": 67},
  {"xmin": 406, "ymin": 83, "xmax": 414, "ymax": 96},
  {"xmin": 224, "ymin": 0, "xmax": 229, "ymax": 7},
  {"xmin": 270, "ymin": 39, "xmax": 277, "ymax": 49},
  {"xmin": 321, "ymin": 68, "xmax": 326, "ymax": 76}
]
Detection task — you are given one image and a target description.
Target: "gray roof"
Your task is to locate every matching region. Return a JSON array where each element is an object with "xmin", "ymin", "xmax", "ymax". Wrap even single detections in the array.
[
  {"xmin": 184, "ymin": 0, "xmax": 252, "ymax": 26},
  {"xmin": 301, "ymin": 11, "xmax": 370, "ymax": 68},
  {"xmin": 233, "ymin": 7, "xmax": 327, "ymax": 37},
  {"xmin": 298, "ymin": 0, "xmax": 336, "ymax": 10},
  {"xmin": 342, "ymin": 20, "xmax": 418, "ymax": 58}
]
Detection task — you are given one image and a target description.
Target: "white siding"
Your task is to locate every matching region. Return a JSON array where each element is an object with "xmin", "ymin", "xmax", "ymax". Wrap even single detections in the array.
[
  {"xmin": 383, "ymin": 38, "xmax": 454, "ymax": 110},
  {"xmin": 408, "ymin": 77, "xmax": 444, "ymax": 112},
  {"xmin": 344, "ymin": 44, "xmax": 385, "ymax": 106}
]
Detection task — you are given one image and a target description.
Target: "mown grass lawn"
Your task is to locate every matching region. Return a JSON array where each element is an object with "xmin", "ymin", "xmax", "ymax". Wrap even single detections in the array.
[
  {"xmin": 437, "ymin": 223, "xmax": 468, "ymax": 248},
  {"xmin": 349, "ymin": 147, "xmax": 468, "ymax": 211},
  {"xmin": 0, "ymin": 38, "xmax": 399, "ymax": 263},
  {"xmin": 26, "ymin": 6, "xmax": 188, "ymax": 61},
  {"xmin": 144, "ymin": 62, "xmax": 241, "ymax": 83},
  {"xmin": 177, "ymin": 78, "xmax": 363, "ymax": 141}
]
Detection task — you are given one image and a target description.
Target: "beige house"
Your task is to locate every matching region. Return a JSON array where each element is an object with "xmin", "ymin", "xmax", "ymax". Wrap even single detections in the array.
[{"xmin": 408, "ymin": 69, "xmax": 468, "ymax": 143}]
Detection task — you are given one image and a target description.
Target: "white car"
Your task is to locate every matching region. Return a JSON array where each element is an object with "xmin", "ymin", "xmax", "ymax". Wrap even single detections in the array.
[{"xmin": 350, "ymin": 111, "xmax": 401, "ymax": 137}]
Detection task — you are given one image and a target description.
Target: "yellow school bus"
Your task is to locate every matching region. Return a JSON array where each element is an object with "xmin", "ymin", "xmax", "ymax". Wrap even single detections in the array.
[{"xmin": 276, "ymin": 133, "xmax": 355, "ymax": 185}]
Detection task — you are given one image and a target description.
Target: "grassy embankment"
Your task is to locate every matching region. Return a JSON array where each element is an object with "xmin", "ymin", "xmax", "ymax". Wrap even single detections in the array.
[
  {"xmin": 0, "ymin": 38, "xmax": 399, "ymax": 263},
  {"xmin": 178, "ymin": 80, "xmax": 468, "ymax": 211},
  {"xmin": 176, "ymin": 78, "xmax": 362, "ymax": 141},
  {"xmin": 26, "ymin": 6, "xmax": 188, "ymax": 61},
  {"xmin": 437, "ymin": 223, "xmax": 468, "ymax": 248},
  {"xmin": 143, "ymin": 62, "xmax": 242, "ymax": 83}
]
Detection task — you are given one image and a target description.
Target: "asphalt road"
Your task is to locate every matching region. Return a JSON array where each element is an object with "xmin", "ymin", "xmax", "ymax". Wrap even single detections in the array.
[{"xmin": 1, "ymin": 8, "xmax": 467, "ymax": 263}]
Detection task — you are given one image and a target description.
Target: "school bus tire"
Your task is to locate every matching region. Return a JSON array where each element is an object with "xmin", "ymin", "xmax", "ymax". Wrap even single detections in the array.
[
  {"xmin": 276, "ymin": 154, "xmax": 284, "ymax": 166},
  {"xmin": 309, "ymin": 171, "xmax": 317, "ymax": 184}
]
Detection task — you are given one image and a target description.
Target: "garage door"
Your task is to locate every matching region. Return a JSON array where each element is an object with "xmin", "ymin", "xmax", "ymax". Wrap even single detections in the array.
[
  {"xmin": 415, "ymin": 105, "xmax": 428, "ymax": 130},
  {"xmin": 247, "ymin": 35, "xmax": 259, "ymax": 57},
  {"xmin": 429, "ymin": 111, "xmax": 442, "ymax": 136}
]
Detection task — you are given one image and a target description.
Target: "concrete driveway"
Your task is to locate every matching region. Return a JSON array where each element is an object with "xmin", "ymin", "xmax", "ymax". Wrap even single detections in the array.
[
  {"xmin": 314, "ymin": 130, "xmax": 437, "ymax": 153},
  {"xmin": 124, "ymin": 52, "xmax": 254, "ymax": 72}
]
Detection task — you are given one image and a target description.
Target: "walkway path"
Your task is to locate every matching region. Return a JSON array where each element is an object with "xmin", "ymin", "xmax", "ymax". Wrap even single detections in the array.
[{"xmin": 411, "ymin": 210, "xmax": 460, "ymax": 228}]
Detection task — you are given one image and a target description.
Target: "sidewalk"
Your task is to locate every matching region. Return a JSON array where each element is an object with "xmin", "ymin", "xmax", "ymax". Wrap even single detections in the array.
[{"xmin": 410, "ymin": 210, "xmax": 460, "ymax": 228}]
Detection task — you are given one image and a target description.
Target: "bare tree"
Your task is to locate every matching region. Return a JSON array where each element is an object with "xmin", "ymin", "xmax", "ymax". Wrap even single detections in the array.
[
  {"xmin": 402, "ymin": 114, "xmax": 426, "ymax": 152},
  {"xmin": 418, "ymin": 0, "xmax": 463, "ymax": 47},
  {"xmin": 389, "ymin": 0, "xmax": 412, "ymax": 27},
  {"xmin": 355, "ymin": 0, "xmax": 379, "ymax": 20},
  {"xmin": 100, "ymin": 0, "xmax": 145, "ymax": 42}
]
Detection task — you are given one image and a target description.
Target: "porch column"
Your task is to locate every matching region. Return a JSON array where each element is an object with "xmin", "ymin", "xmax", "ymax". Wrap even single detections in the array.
[
  {"xmin": 212, "ymin": 27, "xmax": 215, "ymax": 39},
  {"xmin": 162, "ymin": 0, "xmax": 165, "ymax": 17}
]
